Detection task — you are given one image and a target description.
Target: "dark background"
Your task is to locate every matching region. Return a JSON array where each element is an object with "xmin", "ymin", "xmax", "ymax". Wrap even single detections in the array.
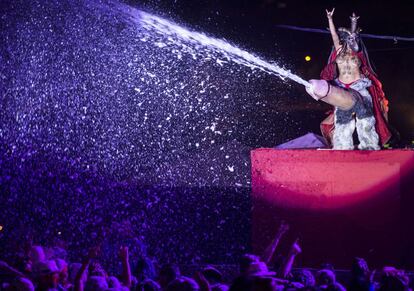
[{"xmin": 138, "ymin": 0, "xmax": 414, "ymax": 145}]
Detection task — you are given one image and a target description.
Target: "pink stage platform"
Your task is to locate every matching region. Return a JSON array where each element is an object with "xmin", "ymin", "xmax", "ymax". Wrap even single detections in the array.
[{"xmin": 251, "ymin": 149, "xmax": 414, "ymax": 268}]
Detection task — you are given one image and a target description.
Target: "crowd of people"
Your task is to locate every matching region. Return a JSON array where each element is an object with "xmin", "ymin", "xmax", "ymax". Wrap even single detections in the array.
[{"xmin": 1, "ymin": 222, "xmax": 412, "ymax": 291}]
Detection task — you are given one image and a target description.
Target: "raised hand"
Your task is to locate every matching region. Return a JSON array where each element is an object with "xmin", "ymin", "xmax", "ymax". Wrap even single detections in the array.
[
  {"xmin": 350, "ymin": 12, "xmax": 360, "ymax": 21},
  {"xmin": 326, "ymin": 8, "xmax": 335, "ymax": 19},
  {"xmin": 275, "ymin": 220, "xmax": 289, "ymax": 238},
  {"xmin": 290, "ymin": 239, "xmax": 302, "ymax": 255}
]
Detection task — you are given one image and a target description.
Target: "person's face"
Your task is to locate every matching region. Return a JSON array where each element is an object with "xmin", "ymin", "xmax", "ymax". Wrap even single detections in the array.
[{"xmin": 347, "ymin": 34, "xmax": 360, "ymax": 52}]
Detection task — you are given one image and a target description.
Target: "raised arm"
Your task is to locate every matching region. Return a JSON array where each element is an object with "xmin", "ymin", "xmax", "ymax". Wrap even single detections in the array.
[
  {"xmin": 119, "ymin": 246, "xmax": 132, "ymax": 288},
  {"xmin": 0, "ymin": 261, "xmax": 26, "ymax": 279},
  {"xmin": 261, "ymin": 221, "xmax": 289, "ymax": 265},
  {"xmin": 279, "ymin": 239, "xmax": 302, "ymax": 278},
  {"xmin": 326, "ymin": 8, "xmax": 341, "ymax": 51},
  {"xmin": 75, "ymin": 247, "xmax": 99, "ymax": 291},
  {"xmin": 74, "ymin": 257, "xmax": 90, "ymax": 291}
]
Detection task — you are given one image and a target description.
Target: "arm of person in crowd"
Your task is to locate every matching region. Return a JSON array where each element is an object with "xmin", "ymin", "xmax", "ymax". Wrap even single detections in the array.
[
  {"xmin": 74, "ymin": 247, "xmax": 99, "ymax": 291},
  {"xmin": 0, "ymin": 260, "xmax": 26, "ymax": 278},
  {"xmin": 119, "ymin": 246, "xmax": 132, "ymax": 288},
  {"xmin": 261, "ymin": 221, "xmax": 289, "ymax": 265},
  {"xmin": 326, "ymin": 8, "xmax": 341, "ymax": 51},
  {"xmin": 279, "ymin": 239, "xmax": 302, "ymax": 279},
  {"xmin": 194, "ymin": 271, "xmax": 211, "ymax": 291},
  {"xmin": 369, "ymin": 269, "xmax": 377, "ymax": 291}
]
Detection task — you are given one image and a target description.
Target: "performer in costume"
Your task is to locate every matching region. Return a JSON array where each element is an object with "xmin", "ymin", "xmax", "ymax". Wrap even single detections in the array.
[{"xmin": 305, "ymin": 9, "xmax": 392, "ymax": 150}]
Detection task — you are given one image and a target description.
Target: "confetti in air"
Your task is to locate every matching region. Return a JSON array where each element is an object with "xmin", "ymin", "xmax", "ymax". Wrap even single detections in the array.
[{"xmin": 0, "ymin": 0, "xmax": 307, "ymax": 266}]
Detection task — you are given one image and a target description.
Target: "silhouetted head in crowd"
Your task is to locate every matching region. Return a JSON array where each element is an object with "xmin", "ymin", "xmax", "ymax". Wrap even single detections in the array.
[
  {"xmin": 135, "ymin": 279, "xmax": 161, "ymax": 291},
  {"xmin": 166, "ymin": 276, "xmax": 199, "ymax": 291},
  {"xmin": 107, "ymin": 276, "xmax": 123, "ymax": 289},
  {"xmin": 239, "ymin": 254, "xmax": 260, "ymax": 275},
  {"xmin": 291, "ymin": 269, "xmax": 315, "ymax": 288},
  {"xmin": 351, "ymin": 257, "xmax": 369, "ymax": 278},
  {"xmin": 378, "ymin": 266, "xmax": 410, "ymax": 291},
  {"xmin": 134, "ymin": 256, "xmax": 156, "ymax": 282},
  {"xmin": 320, "ymin": 263, "xmax": 335, "ymax": 271},
  {"xmin": 316, "ymin": 269, "xmax": 347, "ymax": 291},
  {"xmin": 349, "ymin": 257, "xmax": 371, "ymax": 291},
  {"xmin": 159, "ymin": 264, "xmax": 180, "ymax": 289},
  {"xmin": 88, "ymin": 261, "xmax": 108, "ymax": 278},
  {"xmin": 316, "ymin": 269, "xmax": 336, "ymax": 286},
  {"xmin": 29, "ymin": 246, "xmax": 46, "ymax": 266},
  {"xmin": 33, "ymin": 260, "xmax": 60, "ymax": 290},
  {"xmin": 85, "ymin": 275, "xmax": 108, "ymax": 291},
  {"xmin": 251, "ymin": 276, "xmax": 278, "ymax": 291},
  {"xmin": 246, "ymin": 261, "xmax": 276, "ymax": 277},
  {"xmin": 202, "ymin": 266, "xmax": 223, "ymax": 284}
]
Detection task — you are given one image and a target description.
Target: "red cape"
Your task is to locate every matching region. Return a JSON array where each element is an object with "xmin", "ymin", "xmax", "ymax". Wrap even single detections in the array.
[{"xmin": 319, "ymin": 49, "xmax": 392, "ymax": 146}]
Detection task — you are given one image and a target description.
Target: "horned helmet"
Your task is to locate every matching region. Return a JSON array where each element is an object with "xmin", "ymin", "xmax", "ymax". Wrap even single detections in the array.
[{"xmin": 338, "ymin": 13, "xmax": 362, "ymax": 52}]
